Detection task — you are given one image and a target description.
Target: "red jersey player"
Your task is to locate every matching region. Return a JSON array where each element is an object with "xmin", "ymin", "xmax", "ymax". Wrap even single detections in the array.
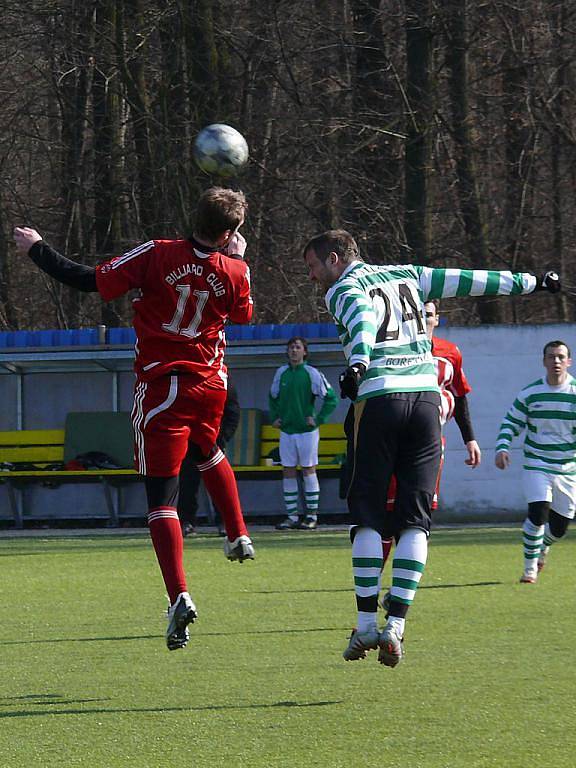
[
  {"xmin": 14, "ymin": 187, "xmax": 254, "ymax": 651},
  {"xmin": 381, "ymin": 300, "xmax": 481, "ymax": 565}
]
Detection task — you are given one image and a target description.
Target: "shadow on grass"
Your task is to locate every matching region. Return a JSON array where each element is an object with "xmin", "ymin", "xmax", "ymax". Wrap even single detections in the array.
[
  {"xmin": 0, "ymin": 695, "xmax": 109, "ymax": 706},
  {"xmin": 255, "ymin": 580, "xmax": 501, "ymax": 595},
  {"xmin": 0, "ymin": 634, "xmax": 160, "ymax": 646},
  {"xmin": 420, "ymin": 580, "xmax": 501, "ymax": 590},
  {"xmin": 0, "ymin": 699, "xmax": 343, "ymax": 719},
  {"xmin": 0, "ymin": 627, "xmax": 350, "ymax": 646}
]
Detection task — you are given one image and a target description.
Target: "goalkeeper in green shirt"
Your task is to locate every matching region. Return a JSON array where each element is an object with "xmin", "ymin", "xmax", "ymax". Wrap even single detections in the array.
[{"xmin": 269, "ymin": 337, "xmax": 337, "ymax": 529}]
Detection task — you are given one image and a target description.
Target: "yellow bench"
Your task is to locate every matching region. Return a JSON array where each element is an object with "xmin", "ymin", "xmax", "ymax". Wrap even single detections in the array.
[{"xmin": 0, "ymin": 423, "xmax": 138, "ymax": 527}]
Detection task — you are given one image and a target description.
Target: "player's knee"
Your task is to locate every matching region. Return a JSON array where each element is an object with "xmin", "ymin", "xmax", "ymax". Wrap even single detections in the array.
[
  {"xmin": 528, "ymin": 501, "xmax": 549, "ymax": 526},
  {"xmin": 549, "ymin": 510, "xmax": 570, "ymax": 539},
  {"xmin": 186, "ymin": 442, "xmax": 212, "ymax": 464},
  {"xmin": 145, "ymin": 475, "xmax": 180, "ymax": 509}
]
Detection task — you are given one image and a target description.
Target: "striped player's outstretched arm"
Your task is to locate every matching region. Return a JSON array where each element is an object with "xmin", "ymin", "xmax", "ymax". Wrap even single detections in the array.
[{"xmin": 416, "ymin": 266, "xmax": 538, "ymax": 300}]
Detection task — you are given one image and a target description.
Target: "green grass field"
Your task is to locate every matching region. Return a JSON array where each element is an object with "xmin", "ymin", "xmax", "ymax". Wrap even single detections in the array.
[{"xmin": 0, "ymin": 527, "xmax": 574, "ymax": 768}]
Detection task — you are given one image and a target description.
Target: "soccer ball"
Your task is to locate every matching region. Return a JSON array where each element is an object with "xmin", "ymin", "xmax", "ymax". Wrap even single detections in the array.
[{"xmin": 193, "ymin": 124, "xmax": 249, "ymax": 177}]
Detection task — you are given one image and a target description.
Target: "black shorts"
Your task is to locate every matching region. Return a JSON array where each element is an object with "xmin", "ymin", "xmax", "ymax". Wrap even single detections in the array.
[{"xmin": 344, "ymin": 391, "xmax": 442, "ymax": 539}]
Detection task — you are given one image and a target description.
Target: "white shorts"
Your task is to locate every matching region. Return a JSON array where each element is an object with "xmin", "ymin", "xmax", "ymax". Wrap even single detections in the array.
[
  {"xmin": 279, "ymin": 430, "xmax": 319, "ymax": 468},
  {"xmin": 523, "ymin": 470, "xmax": 576, "ymax": 519}
]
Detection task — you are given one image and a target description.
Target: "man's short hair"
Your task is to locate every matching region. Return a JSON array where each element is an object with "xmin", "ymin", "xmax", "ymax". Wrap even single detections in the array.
[
  {"xmin": 302, "ymin": 230, "xmax": 360, "ymax": 265},
  {"xmin": 543, "ymin": 340, "xmax": 571, "ymax": 357},
  {"xmin": 195, "ymin": 187, "xmax": 247, "ymax": 242},
  {"xmin": 424, "ymin": 299, "xmax": 440, "ymax": 314},
  {"xmin": 287, "ymin": 336, "xmax": 308, "ymax": 358}
]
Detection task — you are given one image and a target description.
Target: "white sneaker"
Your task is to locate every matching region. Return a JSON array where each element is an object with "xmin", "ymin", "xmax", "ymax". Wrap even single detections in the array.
[
  {"xmin": 166, "ymin": 592, "xmax": 197, "ymax": 651},
  {"xmin": 224, "ymin": 535, "xmax": 255, "ymax": 563}
]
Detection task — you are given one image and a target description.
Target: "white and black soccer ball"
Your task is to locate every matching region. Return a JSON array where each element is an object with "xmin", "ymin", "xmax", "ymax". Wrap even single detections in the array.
[{"xmin": 193, "ymin": 124, "xmax": 249, "ymax": 177}]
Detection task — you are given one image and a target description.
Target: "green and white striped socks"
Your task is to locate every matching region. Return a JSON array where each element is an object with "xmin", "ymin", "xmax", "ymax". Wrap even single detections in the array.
[
  {"xmin": 282, "ymin": 477, "xmax": 299, "ymax": 522},
  {"xmin": 542, "ymin": 523, "xmax": 559, "ymax": 549},
  {"xmin": 388, "ymin": 528, "xmax": 428, "ymax": 637},
  {"xmin": 351, "ymin": 527, "xmax": 383, "ymax": 633},
  {"xmin": 522, "ymin": 518, "xmax": 544, "ymax": 574},
  {"xmin": 303, "ymin": 473, "xmax": 320, "ymax": 520}
]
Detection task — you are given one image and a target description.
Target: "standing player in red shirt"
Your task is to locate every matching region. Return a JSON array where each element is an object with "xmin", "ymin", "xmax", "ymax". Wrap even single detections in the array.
[
  {"xmin": 381, "ymin": 300, "xmax": 481, "ymax": 565},
  {"xmin": 14, "ymin": 187, "xmax": 255, "ymax": 651}
]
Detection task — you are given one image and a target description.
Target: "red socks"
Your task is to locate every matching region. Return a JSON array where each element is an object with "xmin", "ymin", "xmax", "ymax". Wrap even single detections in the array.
[
  {"xmin": 198, "ymin": 448, "xmax": 248, "ymax": 541},
  {"xmin": 148, "ymin": 507, "xmax": 187, "ymax": 603}
]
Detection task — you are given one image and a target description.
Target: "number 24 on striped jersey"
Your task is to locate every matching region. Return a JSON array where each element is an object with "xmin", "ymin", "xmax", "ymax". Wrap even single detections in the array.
[{"xmin": 369, "ymin": 283, "xmax": 425, "ymax": 342}]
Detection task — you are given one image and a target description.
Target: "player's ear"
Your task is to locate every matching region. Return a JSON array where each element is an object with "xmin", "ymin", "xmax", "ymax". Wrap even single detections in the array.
[{"xmin": 214, "ymin": 229, "xmax": 232, "ymax": 247}]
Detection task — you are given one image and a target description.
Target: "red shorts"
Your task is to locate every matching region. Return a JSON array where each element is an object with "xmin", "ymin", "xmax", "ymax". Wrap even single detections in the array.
[
  {"xmin": 386, "ymin": 436, "xmax": 446, "ymax": 513},
  {"xmin": 131, "ymin": 373, "xmax": 226, "ymax": 476}
]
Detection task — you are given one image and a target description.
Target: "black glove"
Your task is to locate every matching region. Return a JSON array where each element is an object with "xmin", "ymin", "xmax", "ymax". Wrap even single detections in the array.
[
  {"xmin": 339, "ymin": 363, "xmax": 366, "ymax": 400},
  {"xmin": 536, "ymin": 271, "xmax": 561, "ymax": 293}
]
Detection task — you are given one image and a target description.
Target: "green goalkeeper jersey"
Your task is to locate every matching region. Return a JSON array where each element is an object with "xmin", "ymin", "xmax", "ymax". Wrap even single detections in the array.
[
  {"xmin": 269, "ymin": 363, "xmax": 337, "ymax": 434},
  {"xmin": 496, "ymin": 376, "xmax": 576, "ymax": 475},
  {"xmin": 325, "ymin": 262, "xmax": 537, "ymax": 401}
]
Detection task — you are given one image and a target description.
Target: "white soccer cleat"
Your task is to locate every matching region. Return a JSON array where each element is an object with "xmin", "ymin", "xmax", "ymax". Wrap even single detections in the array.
[
  {"xmin": 378, "ymin": 625, "xmax": 405, "ymax": 667},
  {"xmin": 224, "ymin": 535, "xmax": 255, "ymax": 563},
  {"xmin": 166, "ymin": 592, "xmax": 197, "ymax": 651},
  {"xmin": 342, "ymin": 628, "xmax": 380, "ymax": 661}
]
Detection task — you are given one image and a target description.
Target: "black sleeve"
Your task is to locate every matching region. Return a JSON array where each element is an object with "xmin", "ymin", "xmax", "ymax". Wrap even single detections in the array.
[
  {"xmin": 217, "ymin": 382, "xmax": 241, "ymax": 446},
  {"xmin": 453, "ymin": 395, "xmax": 475, "ymax": 444},
  {"xmin": 28, "ymin": 241, "xmax": 98, "ymax": 293}
]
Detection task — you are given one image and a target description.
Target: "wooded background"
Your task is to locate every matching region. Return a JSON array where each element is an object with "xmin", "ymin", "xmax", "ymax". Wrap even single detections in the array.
[{"xmin": 1, "ymin": 0, "xmax": 574, "ymax": 331}]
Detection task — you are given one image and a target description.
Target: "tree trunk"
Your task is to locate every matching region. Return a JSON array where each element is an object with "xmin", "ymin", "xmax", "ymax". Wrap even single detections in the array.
[
  {"xmin": 93, "ymin": 0, "xmax": 125, "ymax": 326},
  {"xmin": 118, "ymin": 0, "xmax": 157, "ymax": 236},
  {"xmin": 444, "ymin": 0, "xmax": 501, "ymax": 322},
  {"xmin": 548, "ymin": 0, "xmax": 571, "ymax": 321},
  {"xmin": 404, "ymin": 1, "xmax": 433, "ymax": 262}
]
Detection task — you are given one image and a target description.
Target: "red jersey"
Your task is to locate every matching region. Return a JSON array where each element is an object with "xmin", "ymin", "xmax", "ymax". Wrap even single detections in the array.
[
  {"xmin": 96, "ymin": 239, "xmax": 253, "ymax": 381},
  {"xmin": 431, "ymin": 336, "xmax": 471, "ymax": 424}
]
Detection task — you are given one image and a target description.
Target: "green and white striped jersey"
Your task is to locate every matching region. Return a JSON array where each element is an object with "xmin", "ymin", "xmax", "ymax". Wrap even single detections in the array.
[
  {"xmin": 495, "ymin": 376, "xmax": 576, "ymax": 475},
  {"xmin": 325, "ymin": 261, "xmax": 536, "ymax": 401}
]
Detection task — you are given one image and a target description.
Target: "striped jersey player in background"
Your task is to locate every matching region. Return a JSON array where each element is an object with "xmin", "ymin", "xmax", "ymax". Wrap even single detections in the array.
[
  {"xmin": 495, "ymin": 341, "xmax": 576, "ymax": 584},
  {"xmin": 14, "ymin": 187, "xmax": 255, "ymax": 652},
  {"xmin": 303, "ymin": 229, "xmax": 560, "ymax": 667}
]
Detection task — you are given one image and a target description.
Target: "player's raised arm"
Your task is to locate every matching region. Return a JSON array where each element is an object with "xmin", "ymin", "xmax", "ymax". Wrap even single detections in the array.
[
  {"xmin": 14, "ymin": 226, "xmax": 98, "ymax": 292},
  {"xmin": 416, "ymin": 266, "xmax": 560, "ymax": 300}
]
